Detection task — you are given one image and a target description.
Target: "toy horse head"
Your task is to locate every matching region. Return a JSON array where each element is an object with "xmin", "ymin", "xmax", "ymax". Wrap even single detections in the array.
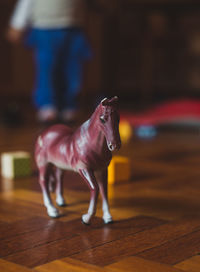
[{"xmin": 98, "ymin": 96, "xmax": 121, "ymax": 151}]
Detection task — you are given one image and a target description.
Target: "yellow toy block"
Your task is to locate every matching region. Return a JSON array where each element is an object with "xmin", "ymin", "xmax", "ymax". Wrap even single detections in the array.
[
  {"xmin": 119, "ymin": 121, "xmax": 133, "ymax": 144},
  {"xmin": 108, "ymin": 156, "xmax": 131, "ymax": 185},
  {"xmin": 1, "ymin": 151, "xmax": 31, "ymax": 179}
]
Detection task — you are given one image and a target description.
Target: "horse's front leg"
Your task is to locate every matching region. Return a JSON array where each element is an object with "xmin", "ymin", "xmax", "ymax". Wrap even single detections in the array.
[
  {"xmin": 96, "ymin": 168, "xmax": 113, "ymax": 224},
  {"xmin": 79, "ymin": 169, "xmax": 99, "ymax": 224}
]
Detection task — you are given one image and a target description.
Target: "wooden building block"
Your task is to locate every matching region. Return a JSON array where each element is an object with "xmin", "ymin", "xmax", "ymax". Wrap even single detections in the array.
[
  {"xmin": 1, "ymin": 151, "xmax": 31, "ymax": 179},
  {"xmin": 108, "ymin": 156, "xmax": 131, "ymax": 185},
  {"xmin": 119, "ymin": 121, "xmax": 133, "ymax": 144}
]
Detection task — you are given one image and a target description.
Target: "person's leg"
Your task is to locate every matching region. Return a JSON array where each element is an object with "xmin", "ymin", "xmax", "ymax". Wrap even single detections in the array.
[
  {"xmin": 32, "ymin": 29, "xmax": 62, "ymax": 121},
  {"xmin": 61, "ymin": 29, "xmax": 92, "ymax": 121}
]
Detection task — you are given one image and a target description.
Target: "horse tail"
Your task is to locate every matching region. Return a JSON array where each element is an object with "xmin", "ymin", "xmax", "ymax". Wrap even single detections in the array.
[
  {"xmin": 38, "ymin": 136, "xmax": 43, "ymax": 148},
  {"xmin": 35, "ymin": 136, "xmax": 43, "ymax": 158},
  {"xmin": 35, "ymin": 135, "xmax": 48, "ymax": 169}
]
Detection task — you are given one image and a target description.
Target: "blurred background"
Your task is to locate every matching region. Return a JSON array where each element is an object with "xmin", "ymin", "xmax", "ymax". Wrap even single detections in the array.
[{"xmin": 2, "ymin": 0, "xmax": 200, "ymax": 119}]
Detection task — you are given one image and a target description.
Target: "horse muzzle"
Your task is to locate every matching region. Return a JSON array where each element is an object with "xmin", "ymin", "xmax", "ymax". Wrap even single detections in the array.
[{"xmin": 108, "ymin": 141, "xmax": 121, "ymax": 151}]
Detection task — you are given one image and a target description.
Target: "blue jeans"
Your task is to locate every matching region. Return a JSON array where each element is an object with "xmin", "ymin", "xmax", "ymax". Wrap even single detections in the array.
[{"xmin": 26, "ymin": 28, "xmax": 92, "ymax": 110}]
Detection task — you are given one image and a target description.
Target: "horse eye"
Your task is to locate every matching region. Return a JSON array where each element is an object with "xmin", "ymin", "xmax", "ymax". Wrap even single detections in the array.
[{"xmin": 100, "ymin": 116, "xmax": 106, "ymax": 124}]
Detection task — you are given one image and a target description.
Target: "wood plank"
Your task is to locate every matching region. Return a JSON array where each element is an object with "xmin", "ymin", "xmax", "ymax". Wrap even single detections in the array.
[
  {"xmin": 35, "ymin": 258, "xmax": 105, "ymax": 272},
  {"xmin": 137, "ymin": 229, "xmax": 200, "ymax": 265},
  {"xmin": 7, "ymin": 190, "xmax": 43, "ymax": 205},
  {"xmin": 106, "ymin": 256, "xmax": 185, "ymax": 272},
  {"xmin": 0, "ymin": 218, "xmax": 93, "ymax": 257},
  {"xmin": 174, "ymin": 255, "xmax": 200, "ymax": 272},
  {"xmin": 107, "ymin": 207, "xmax": 140, "ymax": 221},
  {"xmin": 0, "ymin": 259, "xmax": 33, "ymax": 272},
  {"xmin": 0, "ymin": 198, "xmax": 45, "ymax": 222},
  {"xmin": 0, "ymin": 217, "xmax": 52, "ymax": 240},
  {"xmin": 70, "ymin": 217, "xmax": 200, "ymax": 266},
  {"xmin": 3, "ymin": 216, "xmax": 164, "ymax": 267}
]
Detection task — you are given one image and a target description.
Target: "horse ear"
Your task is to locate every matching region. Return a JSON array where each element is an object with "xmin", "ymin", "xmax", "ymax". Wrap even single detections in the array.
[
  {"xmin": 109, "ymin": 96, "xmax": 119, "ymax": 106},
  {"xmin": 101, "ymin": 98, "xmax": 109, "ymax": 106},
  {"xmin": 101, "ymin": 96, "xmax": 118, "ymax": 106}
]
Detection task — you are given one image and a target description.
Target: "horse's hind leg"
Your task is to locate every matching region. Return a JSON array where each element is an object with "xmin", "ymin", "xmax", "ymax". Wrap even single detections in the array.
[
  {"xmin": 38, "ymin": 164, "xmax": 60, "ymax": 218},
  {"xmin": 55, "ymin": 168, "xmax": 66, "ymax": 207},
  {"xmin": 96, "ymin": 169, "xmax": 113, "ymax": 224},
  {"xmin": 49, "ymin": 171, "xmax": 56, "ymax": 193},
  {"xmin": 79, "ymin": 169, "xmax": 99, "ymax": 224}
]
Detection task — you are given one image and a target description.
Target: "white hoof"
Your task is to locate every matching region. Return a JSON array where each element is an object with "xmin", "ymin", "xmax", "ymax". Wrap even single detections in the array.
[
  {"xmin": 103, "ymin": 214, "xmax": 113, "ymax": 224},
  {"xmin": 47, "ymin": 206, "xmax": 60, "ymax": 218},
  {"xmin": 56, "ymin": 196, "xmax": 66, "ymax": 207},
  {"xmin": 82, "ymin": 214, "xmax": 91, "ymax": 225}
]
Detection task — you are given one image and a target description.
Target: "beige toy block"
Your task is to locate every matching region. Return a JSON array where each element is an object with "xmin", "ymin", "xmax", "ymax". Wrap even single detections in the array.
[
  {"xmin": 108, "ymin": 156, "xmax": 131, "ymax": 185},
  {"xmin": 1, "ymin": 151, "xmax": 31, "ymax": 179}
]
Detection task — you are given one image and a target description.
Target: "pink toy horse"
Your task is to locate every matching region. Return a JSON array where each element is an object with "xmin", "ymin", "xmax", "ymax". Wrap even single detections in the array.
[{"xmin": 35, "ymin": 97, "xmax": 121, "ymax": 224}]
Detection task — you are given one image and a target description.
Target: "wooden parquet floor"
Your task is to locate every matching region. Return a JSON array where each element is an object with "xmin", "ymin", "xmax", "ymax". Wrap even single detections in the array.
[{"xmin": 1, "ymin": 123, "xmax": 200, "ymax": 271}]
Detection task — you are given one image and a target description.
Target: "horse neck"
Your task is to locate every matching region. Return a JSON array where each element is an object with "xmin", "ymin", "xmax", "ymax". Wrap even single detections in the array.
[{"xmin": 80, "ymin": 107, "xmax": 106, "ymax": 150}]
